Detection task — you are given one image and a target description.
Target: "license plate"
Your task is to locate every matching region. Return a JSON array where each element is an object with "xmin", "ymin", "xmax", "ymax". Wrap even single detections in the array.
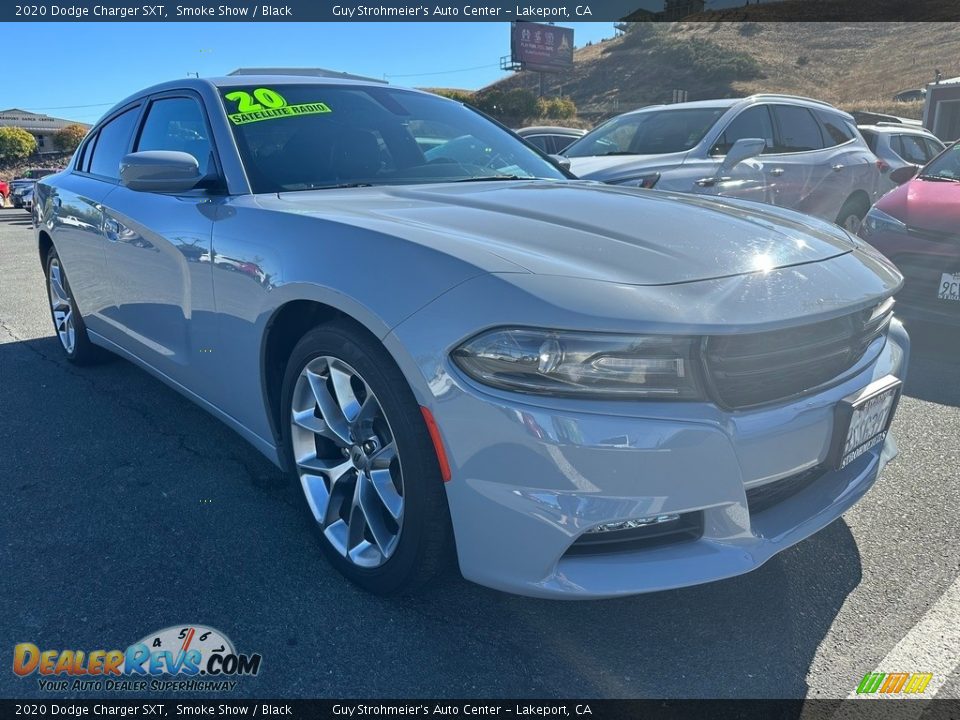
[
  {"xmin": 938, "ymin": 272, "xmax": 960, "ymax": 302},
  {"xmin": 830, "ymin": 376, "xmax": 902, "ymax": 470}
]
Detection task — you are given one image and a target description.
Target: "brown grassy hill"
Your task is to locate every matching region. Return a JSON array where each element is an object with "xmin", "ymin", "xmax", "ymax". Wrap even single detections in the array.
[
  {"xmin": 483, "ymin": 21, "xmax": 960, "ymax": 122},
  {"xmin": 688, "ymin": 0, "xmax": 960, "ymax": 22}
]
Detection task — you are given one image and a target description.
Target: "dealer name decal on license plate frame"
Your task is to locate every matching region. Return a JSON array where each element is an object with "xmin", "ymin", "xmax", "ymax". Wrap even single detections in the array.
[
  {"xmin": 938, "ymin": 272, "xmax": 960, "ymax": 302},
  {"xmin": 830, "ymin": 376, "xmax": 902, "ymax": 470}
]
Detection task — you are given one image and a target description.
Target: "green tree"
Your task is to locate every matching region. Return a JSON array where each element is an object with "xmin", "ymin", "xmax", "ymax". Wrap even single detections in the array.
[
  {"xmin": 53, "ymin": 124, "xmax": 88, "ymax": 153},
  {"xmin": 0, "ymin": 127, "xmax": 37, "ymax": 161}
]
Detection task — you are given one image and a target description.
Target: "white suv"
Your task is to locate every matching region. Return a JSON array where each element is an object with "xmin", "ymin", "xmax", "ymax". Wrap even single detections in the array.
[
  {"xmin": 858, "ymin": 123, "xmax": 946, "ymax": 194},
  {"xmin": 565, "ymin": 94, "xmax": 883, "ymax": 232}
]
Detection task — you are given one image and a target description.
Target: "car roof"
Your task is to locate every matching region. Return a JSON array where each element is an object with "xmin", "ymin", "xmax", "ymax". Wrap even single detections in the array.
[
  {"xmin": 516, "ymin": 126, "xmax": 586, "ymax": 135},
  {"xmin": 618, "ymin": 94, "xmax": 854, "ymax": 120},
  {"xmin": 96, "ymin": 75, "xmax": 431, "ymax": 125},
  {"xmin": 858, "ymin": 124, "xmax": 938, "ymax": 137}
]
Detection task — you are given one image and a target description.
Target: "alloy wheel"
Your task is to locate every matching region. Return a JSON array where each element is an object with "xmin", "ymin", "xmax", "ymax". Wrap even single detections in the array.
[
  {"xmin": 842, "ymin": 213, "xmax": 862, "ymax": 234},
  {"xmin": 48, "ymin": 258, "xmax": 76, "ymax": 354},
  {"xmin": 290, "ymin": 356, "xmax": 404, "ymax": 568}
]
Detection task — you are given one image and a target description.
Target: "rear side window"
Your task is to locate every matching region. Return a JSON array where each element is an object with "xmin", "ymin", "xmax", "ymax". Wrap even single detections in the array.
[
  {"xmin": 136, "ymin": 97, "xmax": 213, "ymax": 176},
  {"xmin": 771, "ymin": 105, "xmax": 824, "ymax": 153},
  {"xmin": 87, "ymin": 107, "xmax": 140, "ymax": 180},
  {"xmin": 712, "ymin": 106, "xmax": 775, "ymax": 155},
  {"xmin": 816, "ymin": 111, "xmax": 855, "ymax": 146},
  {"xmin": 524, "ymin": 135, "xmax": 552, "ymax": 153},
  {"xmin": 893, "ymin": 134, "xmax": 932, "ymax": 165},
  {"xmin": 860, "ymin": 129, "xmax": 878, "ymax": 153}
]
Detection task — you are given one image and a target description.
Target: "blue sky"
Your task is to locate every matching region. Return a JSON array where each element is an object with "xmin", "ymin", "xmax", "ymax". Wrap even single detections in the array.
[{"xmin": 0, "ymin": 22, "xmax": 619, "ymax": 124}]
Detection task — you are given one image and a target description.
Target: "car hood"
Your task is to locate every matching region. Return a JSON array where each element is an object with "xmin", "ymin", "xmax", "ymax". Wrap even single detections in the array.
[
  {"xmin": 565, "ymin": 151, "xmax": 688, "ymax": 182},
  {"xmin": 876, "ymin": 177, "xmax": 960, "ymax": 235},
  {"xmin": 261, "ymin": 180, "xmax": 856, "ymax": 286}
]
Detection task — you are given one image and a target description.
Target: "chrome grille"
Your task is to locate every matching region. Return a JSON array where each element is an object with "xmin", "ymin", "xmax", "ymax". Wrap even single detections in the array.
[{"xmin": 704, "ymin": 299, "xmax": 894, "ymax": 409}]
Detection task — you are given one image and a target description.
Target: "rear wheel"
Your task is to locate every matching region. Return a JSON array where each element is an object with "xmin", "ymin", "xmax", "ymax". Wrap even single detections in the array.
[
  {"xmin": 44, "ymin": 247, "xmax": 108, "ymax": 364},
  {"xmin": 836, "ymin": 196, "xmax": 870, "ymax": 234},
  {"xmin": 280, "ymin": 321, "xmax": 453, "ymax": 594}
]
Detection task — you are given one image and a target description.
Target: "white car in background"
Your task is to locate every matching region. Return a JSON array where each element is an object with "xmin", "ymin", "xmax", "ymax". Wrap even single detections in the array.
[
  {"xmin": 858, "ymin": 123, "xmax": 946, "ymax": 193},
  {"xmin": 564, "ymin": 94, "xmax": 883, "ymax": 232}
]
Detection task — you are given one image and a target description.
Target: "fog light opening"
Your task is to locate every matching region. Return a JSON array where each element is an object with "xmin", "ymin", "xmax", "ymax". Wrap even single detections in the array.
[{"xmin": 586, "ymin": 513, "xmax": 681, "ymax": 534}]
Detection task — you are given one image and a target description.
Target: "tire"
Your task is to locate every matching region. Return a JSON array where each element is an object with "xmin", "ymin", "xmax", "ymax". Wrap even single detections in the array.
[
  {"xmin": 44, "ymin": 247, "xmax": 109, "ymax": 365},
  {"xmin": 280, "ymin": 320, "xmax": 454, "ymax": 595},
  {"xmin": 836, "ymin": 196, "xmax": 870, "ymax": 234}
]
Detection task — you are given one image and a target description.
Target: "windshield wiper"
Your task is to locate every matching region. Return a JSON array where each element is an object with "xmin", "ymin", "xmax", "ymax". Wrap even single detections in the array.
[
  {"xmin": 452, "ymin": 175, "xmax": 532, "ymax": 182},
  {"xmin": 917, "ymin": 174, "xmax": 960, "ymax": 182},
  {"xmin": 600, "ymin": 151, "xmax": 640, "ymax": 156},
  {"xmin": 303, "ymin": 182, "xmax": 375, "ymax": 190}
]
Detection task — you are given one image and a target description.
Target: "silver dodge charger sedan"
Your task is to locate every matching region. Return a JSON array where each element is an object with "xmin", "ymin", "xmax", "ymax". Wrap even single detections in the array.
[{"xmin": 35, "ymin": 77, "xmax": 909, "ymax": 598}]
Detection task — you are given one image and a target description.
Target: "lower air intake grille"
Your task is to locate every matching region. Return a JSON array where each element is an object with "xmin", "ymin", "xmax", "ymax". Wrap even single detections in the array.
[
  {"xmin": 746, "ymin": 466, "xmax": 826, "ymax": 515},
  {"xmin": 565, "ymin": 512, "xmax": 703, "ymax": 557}
]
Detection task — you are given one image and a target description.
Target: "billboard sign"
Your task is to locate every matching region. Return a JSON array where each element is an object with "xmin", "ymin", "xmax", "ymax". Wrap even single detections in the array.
[{"xmin": 510, "ymin": 22, "xmax": 574, "ymax": 72}]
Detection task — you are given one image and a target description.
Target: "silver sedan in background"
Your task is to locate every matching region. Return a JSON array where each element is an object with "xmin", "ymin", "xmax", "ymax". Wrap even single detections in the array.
[{"xmin": 35, "ymin": 77, "xmax": 908, "ymax": 598}]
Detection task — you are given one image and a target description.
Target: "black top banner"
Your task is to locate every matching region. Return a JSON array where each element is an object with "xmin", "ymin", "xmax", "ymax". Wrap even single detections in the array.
[{"xmin": 3, "ymin": 0, "xmax": 959, "ymax": 22}]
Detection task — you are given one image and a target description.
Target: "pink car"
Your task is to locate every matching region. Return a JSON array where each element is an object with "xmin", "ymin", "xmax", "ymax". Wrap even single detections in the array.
[{"xmin": 858, "ymin": 141, "xmax": 960, "ymax": 326}]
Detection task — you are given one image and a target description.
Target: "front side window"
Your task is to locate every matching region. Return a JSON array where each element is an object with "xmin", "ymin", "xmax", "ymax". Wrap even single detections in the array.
[
  {"xmin": 136, "ymin": 97, "xmax": 212, "ymax": 176},
  {"xmin": 922, "ymin": 137, "xmax": 946, "ymax": 159},
  {"xmin": 564, "ymin": 107, "xmax": 727, "ymax": 157},
  {"xmin": 220, "ymin": 85, "xmax": 565, "ymax": 193},
  {"xmin": 893, "ymin": 134, "xmax": 931, "ymax": 165},
  {"xmin": 771, "ymin": 105, "xmax": 824, "ymax": 153},
  {"xmin": 919, "ymin": 142, "xmax": 960, "ymax": 180},
  {"xmin": 711, "ymin": 106, "xmax": 775, "ymax": 155},
  {"xmin": 88, "ymin": 107, "xmax": 140, "ymax": 180}
]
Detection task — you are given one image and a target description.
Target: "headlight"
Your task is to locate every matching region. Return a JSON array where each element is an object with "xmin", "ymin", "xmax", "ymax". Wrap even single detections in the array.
[
  {"xmin": 861, "ymin": 208, "xmax": 906, "ymax": 236},
  {"xmin": 451, "ymin": 328, "xmax": 703, "ymax": 399},
  {"xmin": 615, "ymin": 172, "xmax": 660, "ymax": 189}
]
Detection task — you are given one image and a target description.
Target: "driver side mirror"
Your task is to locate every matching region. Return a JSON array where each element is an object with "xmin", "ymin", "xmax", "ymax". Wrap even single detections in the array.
[
  {"xmin": 889, "ymin": 164, "xmax": 920, "ymax": 185},
  {"xmin": 550, "ymin": 154, "xmax": 572, "ymax": 171},
  {"xmin": 120, "ymin": 151, "xmax": 202, "ymax": 193},
  {"xmin": 718, "ymin": 137, "xmax": 766, "ymax": 175}
]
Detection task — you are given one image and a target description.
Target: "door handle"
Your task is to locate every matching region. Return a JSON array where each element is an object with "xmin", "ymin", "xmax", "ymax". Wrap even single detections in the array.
[
  {"xmin": 768, "ymin": 168, "xmax": 785, "ymax": 176},
  {"xmin": 832, "ymin": 164, "xmax": 845, "ymax": 172},
  {"xmin": 104, "ymin": 217, "xmax": 120, "ymax": 241}
]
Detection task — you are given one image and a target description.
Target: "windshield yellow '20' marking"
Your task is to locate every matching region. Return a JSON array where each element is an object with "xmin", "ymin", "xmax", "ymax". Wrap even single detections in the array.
[{"xmin": 224, "ymin": 88, "xmax": 332, "ymax": 125}]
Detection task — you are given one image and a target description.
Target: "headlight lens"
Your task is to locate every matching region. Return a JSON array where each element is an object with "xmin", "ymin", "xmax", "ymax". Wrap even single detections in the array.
[
  {"xmin": 861, "ymin": 207, "xmax": 906, "ymax": 236},
  {"xmin": 451, "ymin": 328, "xmax": 702, "ymax": 399}
]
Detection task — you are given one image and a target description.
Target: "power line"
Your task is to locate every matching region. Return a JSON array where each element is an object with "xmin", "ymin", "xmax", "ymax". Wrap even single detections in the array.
[
  {"xmin": 385, "ymin": 63, "xmax": 500, "ymax": 79},
  {"xmin": 22, "ymin": 102, "xmax": 115, "ymax": 111}
]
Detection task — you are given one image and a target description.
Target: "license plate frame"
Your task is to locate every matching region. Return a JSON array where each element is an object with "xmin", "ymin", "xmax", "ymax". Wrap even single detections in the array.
[{"xmin": 828, "ymin": 375, "xmax": 902, "ymax": 471}]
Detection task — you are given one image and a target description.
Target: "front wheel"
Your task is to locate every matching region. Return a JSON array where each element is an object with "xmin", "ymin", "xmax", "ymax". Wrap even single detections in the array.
[
  {"xmin": 836, "ymin": 196, "xmax": 870, "ymax": 234},
  {"xmin": 280, "ymin": 321, "xmax": 453, "ymax": 594}
]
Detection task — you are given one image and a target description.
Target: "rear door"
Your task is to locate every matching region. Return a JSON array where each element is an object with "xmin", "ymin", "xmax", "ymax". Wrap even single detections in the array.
[
  {"xmin": 47, "ymin": 105, "xmax": 142, "ymax": 340},
  {"xmin": 98, "ymin": 92, "xmax": 217, "ymax": 386},
  {"xmin": 763, "ymin": 104, "xmax": 828, "ymax": 216}
]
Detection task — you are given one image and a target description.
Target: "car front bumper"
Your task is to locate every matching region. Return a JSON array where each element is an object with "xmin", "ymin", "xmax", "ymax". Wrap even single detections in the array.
[
  {"xmin": 860, "ymin": 226, "xmax": 960, "ymax": 326},
  {"xmin": 395, "ymin": 313, "xmax": 910, "ymax": 599}
]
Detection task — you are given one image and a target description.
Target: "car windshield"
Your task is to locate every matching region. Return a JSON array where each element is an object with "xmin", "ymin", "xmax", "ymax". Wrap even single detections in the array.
[
  {"xmin": 919, "ymin": 142, "xmax": 960, "ymax": 180},
  {"xmin": 220, "ymin": 84, "xmax": 566, "ymax": 193},
  {"xmin": 564, "ymin": 107, "xmax": 728, "ymax": 157}
]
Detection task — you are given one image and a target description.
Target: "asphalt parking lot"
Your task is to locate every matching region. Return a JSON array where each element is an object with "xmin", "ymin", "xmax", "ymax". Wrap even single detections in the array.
[{"xmin": 1, "ymin": 209, "xmax": 958, "ymax": 701}]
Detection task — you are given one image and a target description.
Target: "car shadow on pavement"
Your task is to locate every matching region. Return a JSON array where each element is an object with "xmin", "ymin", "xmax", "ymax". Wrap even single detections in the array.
[
  {"xmin": 1, "ymin": 333, "xmax": 862, "ymax": 702},
  {"xmin": 901, "ymin": 319, "xmax": 960, "ymax": 408}
]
